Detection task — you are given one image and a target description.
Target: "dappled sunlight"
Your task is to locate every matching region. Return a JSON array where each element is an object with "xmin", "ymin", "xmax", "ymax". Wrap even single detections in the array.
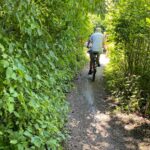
[
  {"xmin": 115, "ymin": 113, "xmax": 150, "ymax": 131},
  {"xmin": 91, "ymin": 111, "xmax": 111, "ymax": 138},
  {"xmin": 100, "ymin": 54, "xmax": 110, "ymax": 65},
  {"xmin": 66, "ymin": 107, "xmax": 150, "ymax": 150},
  {"xmin": 69, "ymin": 118, "xmax": 80, "ymax": 128}
]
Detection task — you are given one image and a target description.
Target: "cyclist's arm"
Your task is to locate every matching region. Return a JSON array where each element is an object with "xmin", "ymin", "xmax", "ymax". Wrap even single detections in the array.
[
  {"xmin": 87, "ymin": 39, "xmax": 91, "ymax": 48},
  {"xmin": 87, "ymin": 35, "xmax": 93, "ymax": 48}
]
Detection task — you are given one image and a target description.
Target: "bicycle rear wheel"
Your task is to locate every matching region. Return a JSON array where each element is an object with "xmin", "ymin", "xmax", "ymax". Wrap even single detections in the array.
[{"xmin": 91, "ymin": 52, "xmax": 98, "ymax": 81}]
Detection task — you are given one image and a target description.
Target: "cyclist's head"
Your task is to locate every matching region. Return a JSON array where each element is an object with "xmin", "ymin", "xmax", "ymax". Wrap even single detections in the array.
[{"xmin": 95, "ymin": 27, "xmax": 101, "ymax": 32}]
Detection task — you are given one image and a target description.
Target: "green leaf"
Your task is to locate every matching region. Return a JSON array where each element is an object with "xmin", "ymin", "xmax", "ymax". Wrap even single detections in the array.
[
  {"xmin": 31, "ymin": 23, "xmax": 37, "ymax": 29},
  {"xmin": 0, "ymin": 60, "xmax": 9, "ymax": 68},
  {"xmin": 0, "ymin": 43, "xmax": 5, "ymax": 52},
  {"xmin": 12, "ymin": 73, "xmax": 17, "ymax": 80},
  {"xmin": 14, "ymin": 111, "xmax": 20, "ymax": 118},
  {"xmin": 9, "ymin": 43, "xmax": 14, "ymax": 53},
  {"xmin": 8, "ymin": 103, "xmax": 14, "ymax": 113},
  {"xmin": 8, "ymin": 97, "xmax": 14, "ymax": 102},
  {"xmin": 9, "ymin": 87, "xmax": 15, "ymax": 93},
  {"xmin": 0, "ymin": 131, "xmax": 3, "ymax": 135},
  {"xmin": 36, "ymin": 74, "xmax": 41, "ymax": 80},
  {"xmin": 31, "ymin": 136, "xmax": 42, "ymax": 148},
  {"xmin": 146, "ymin": 18, "xmax": 150, "ymax": 24},
  {"xmin": 37, "ymin": 29, "xmax": 42, "ymax": 36},
  {"xmin": 28, "ymin": 99, "xmax": 37, "ymax": 108},
  {"xmin": 24, "ymin": 131, "xmax": 32, "ymax": 137},
  {"xmin": 10, "ymin": 140, "xmax": 18, "ymax": 144},
  {"xmin": 17, "ymin": 144, "xmax": 24, "ymax": 150},
  {"xmin": 25, "ymin": 74, "xmax": 32, "ymax": 82},
  {"xmin": 6, "ymin": 67, "xmax": 16, "ymax": 79},
  {"xmin": 2, "ymin": 53, "xmax": 8, "ymax": 59},
  {"xmin": 47, "ymin": 139, "xmax": 58, "ymax": 147}
]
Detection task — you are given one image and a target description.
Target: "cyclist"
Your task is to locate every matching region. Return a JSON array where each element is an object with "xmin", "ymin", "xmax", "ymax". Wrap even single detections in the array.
[{"xmin": 87, "ymin": 27, "xmax": 105, "ymax": 75}]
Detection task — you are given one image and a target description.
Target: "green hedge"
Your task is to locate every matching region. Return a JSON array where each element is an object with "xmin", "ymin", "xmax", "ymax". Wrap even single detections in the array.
[
  {"xmin": 0, "ymin": 0, "xmax": 100, "ymax": 149},
  {"xmin": 105, "ymin": 0, "xmax": 150, "ymax": 114}
]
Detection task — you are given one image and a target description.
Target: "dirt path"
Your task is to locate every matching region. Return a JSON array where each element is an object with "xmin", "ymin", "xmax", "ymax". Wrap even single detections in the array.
[{"xmin": 64, "ymin": 54, "xmax": 150, "ymax": 150}]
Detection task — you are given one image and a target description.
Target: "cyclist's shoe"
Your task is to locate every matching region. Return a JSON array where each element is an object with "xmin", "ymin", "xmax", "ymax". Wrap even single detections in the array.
[
  {"xmin": 88, "ymin": 69, "xmax": 93, "ymax": 75},
  {"xmin": 97, "ymin": 63, "xmax": 101, "ymax": 67}
]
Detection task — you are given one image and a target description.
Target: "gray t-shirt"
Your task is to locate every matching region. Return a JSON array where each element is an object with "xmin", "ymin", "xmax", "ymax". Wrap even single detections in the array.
[{"xmin": 90, "ymin": 32, "xmax": 104, "ymax": 53}]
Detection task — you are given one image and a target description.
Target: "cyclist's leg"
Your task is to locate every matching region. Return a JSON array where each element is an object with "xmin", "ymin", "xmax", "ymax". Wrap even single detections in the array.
[
  {"xmin": 96, "ymin": 52, "xmax": 100, "ymax": 66},
  {"xmin": 93, "ymin": 54, "xmax": 96, "ymax": 70},
  {"xmin": 90, "ymin": 52, "xmax": 92, "ymax": 70},
  {"xmin": 88, "ymin": 52, "xmax": 93, "ymax": 74}
]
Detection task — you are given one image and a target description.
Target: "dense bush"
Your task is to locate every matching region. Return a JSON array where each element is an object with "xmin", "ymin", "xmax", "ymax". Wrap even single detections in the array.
[
  {"xmin": 105, "ymin": 0, "xmax": 150, "ymax": 115},
  {"xmin": 0, "ymin": 0, "xmax": 107, "ymax": 149}
]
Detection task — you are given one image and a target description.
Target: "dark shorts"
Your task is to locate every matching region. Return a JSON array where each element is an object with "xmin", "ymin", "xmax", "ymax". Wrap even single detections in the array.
[
  {"xmin": 90, "ymin": 51, "xmax": 100, "ymax": 60},
  {"xmin": 87, "ymin": 50, "xmax": 100, "ymax": 54}
]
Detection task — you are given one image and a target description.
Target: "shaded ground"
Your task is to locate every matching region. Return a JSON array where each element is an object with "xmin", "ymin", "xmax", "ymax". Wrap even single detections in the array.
[{"xmin": 64, "ymin": 54, "xmax": 150, "ymax": 150}]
